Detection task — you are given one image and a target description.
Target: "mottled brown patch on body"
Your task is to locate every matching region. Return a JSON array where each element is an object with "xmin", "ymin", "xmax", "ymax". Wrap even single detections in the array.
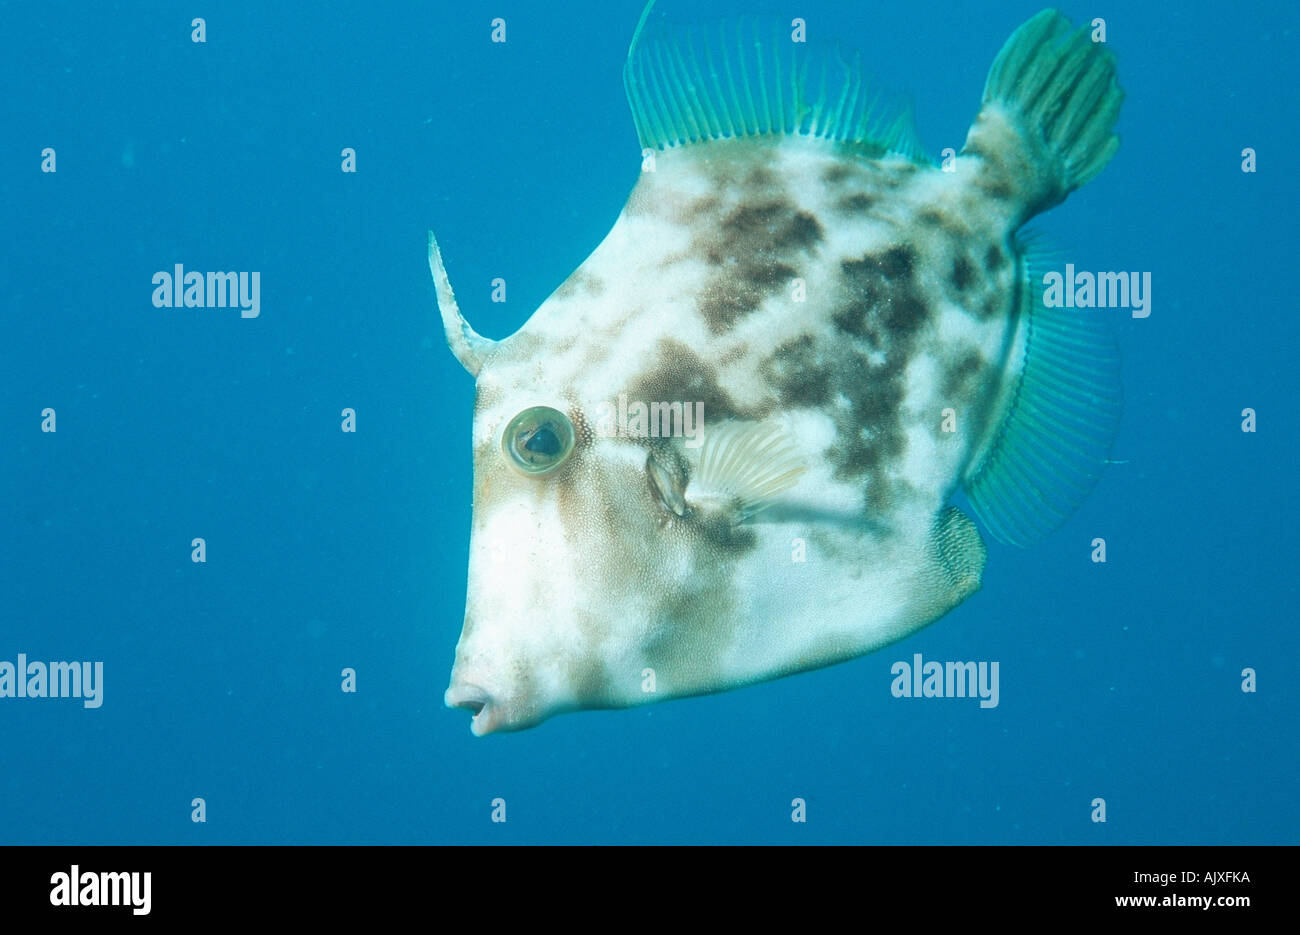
[
  {"xmin": 836, "ymin": 192, "xmax": 875, "ymax": 215},
  {"xmin": 884, "ymin": 293, "xmax": 927, "ymax": 335},
  {"xmin": 628, "ymin": 339, "xmax": 766, "ymax": 424},
  {"xmin": 691, "ymin": 509, "xmax": 758, "ymax": 555},
  {"xmin": 880, "ymin": 246, "xmax": 915, "ymax": 279},
  {"xmin": 831, "ymin": 246, "xmax": 926, "ymax": 346},
  {"xmin": 762, "ymin": 334, "xmax": 831, "ymax": 408},
  {"xmin": 744, "ymin": 166, "xmax": 777, "ymax": 189},
  {"xmin": 671, "ymin": 195, "xmax": 722, "ymax": 226},
  {"xmin": 942, "ymin": 349, "xmax": 984, "ymax": 399},
  {"xmin": 831, "ymin": 351, "xmax": 908, "ymax": 496},
  {"xmin": 820, "ymin": 241, "xmax": 941, "ymax": 511},
  {"xmin": 982, "ymin": 179, "xmax": 1014, "ymax": 199},
  {"xmin": 821, "ymin": 163, "xmax": 856, "ymax": 185},
  {"xmin": 951, "ymin": 255, "xmax": 975, "ymax": 291},
  {"xmin": 696, "ymin": 199, "xmax": 824, "ymax": 333},
  {"xmin": 699, "ymin": 261, "xmax": 798, "ymax": 333},
  {"xmin": 717, "ymin": 342, "xmax": 750, "ymax": 366}
]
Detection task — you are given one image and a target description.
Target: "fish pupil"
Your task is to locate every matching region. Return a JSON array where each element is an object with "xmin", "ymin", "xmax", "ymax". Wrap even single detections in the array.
[{"xmin": 523, "ymin": 425, "xmax": 561, "ymax": 457}]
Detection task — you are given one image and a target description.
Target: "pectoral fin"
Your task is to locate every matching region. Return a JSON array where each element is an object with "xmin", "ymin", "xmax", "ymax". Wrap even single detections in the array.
[{"xmin": 686, "ymin": 420, "xmax": 807, "ymax": 523}]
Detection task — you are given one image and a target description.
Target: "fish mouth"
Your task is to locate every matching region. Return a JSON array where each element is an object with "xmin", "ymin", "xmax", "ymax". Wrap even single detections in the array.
[{"xmin": 445, "ymin": 683, "xmax": 497, "ymax": 736}]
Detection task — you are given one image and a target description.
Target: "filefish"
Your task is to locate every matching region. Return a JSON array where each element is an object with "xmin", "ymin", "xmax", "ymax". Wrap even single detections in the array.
[{"xmin": 430, "ymin": 6, "xmax": 1123, "ymax": 735}]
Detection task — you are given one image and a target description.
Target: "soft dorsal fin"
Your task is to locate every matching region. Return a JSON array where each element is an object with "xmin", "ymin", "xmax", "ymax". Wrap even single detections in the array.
[{"xmin": 623, "ymin": 1, "xmax": 926, "ymax": 161}]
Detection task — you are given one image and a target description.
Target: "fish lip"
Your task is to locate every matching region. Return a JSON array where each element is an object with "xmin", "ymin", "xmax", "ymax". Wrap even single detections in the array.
[{"xmin": 445, "ymin": 683, "xmax": 497, "ymax": 736}]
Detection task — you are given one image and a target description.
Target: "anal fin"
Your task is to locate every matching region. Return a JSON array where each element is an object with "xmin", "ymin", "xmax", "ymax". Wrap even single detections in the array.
[{"xmin": 932, "ymin": 506, "xmax": 987, "ymax": 599}]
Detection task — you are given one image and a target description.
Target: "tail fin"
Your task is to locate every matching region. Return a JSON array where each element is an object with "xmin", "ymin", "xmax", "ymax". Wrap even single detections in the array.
[{"xmin": 964, "ymin": 10, "xmax": 1123, "ymax": 221}]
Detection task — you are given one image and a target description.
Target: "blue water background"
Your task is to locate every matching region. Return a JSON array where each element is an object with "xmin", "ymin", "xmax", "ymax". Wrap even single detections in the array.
[{"xmin": 2, "ymin": 0, "xmax": 1296, "ymax": 843}]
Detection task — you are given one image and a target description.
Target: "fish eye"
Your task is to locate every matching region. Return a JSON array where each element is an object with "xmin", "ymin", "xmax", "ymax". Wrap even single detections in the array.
[{"xmin": 502, "ymin": 406, "xmax": 575, "ymax": 475}]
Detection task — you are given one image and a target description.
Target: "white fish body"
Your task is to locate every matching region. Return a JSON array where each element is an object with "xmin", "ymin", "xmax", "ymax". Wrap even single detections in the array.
[{"xmin": 431, "ymin": 8, "xmax": 1123, "ymax": 734}]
